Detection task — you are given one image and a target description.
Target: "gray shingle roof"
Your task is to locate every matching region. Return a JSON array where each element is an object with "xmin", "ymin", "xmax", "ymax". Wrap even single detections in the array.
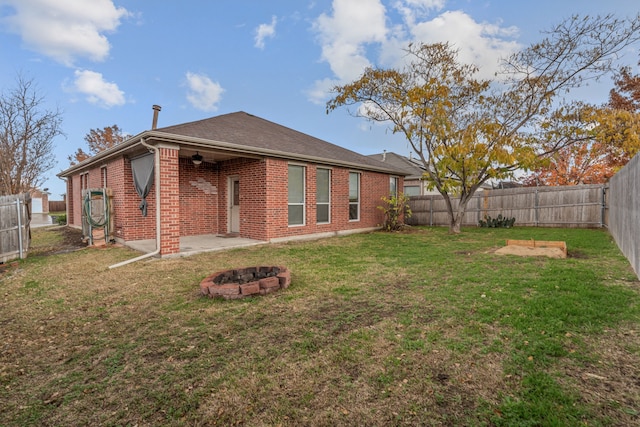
[
  {"xmin": 157, "ymin": 111, "xmax": 403, "ymax": 173},
  {"xmin": 368, "ymin": 152, "xmax": 425, "ymax": 180},
  {"xmin": 59, "ymin": 111, "xmax": 408, "ymax": 177}
]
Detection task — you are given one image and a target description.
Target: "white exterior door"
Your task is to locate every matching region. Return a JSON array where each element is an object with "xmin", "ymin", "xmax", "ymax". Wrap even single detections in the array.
[{"xmin": 229, "ymin": 177, "xmax": 240, "ymax": 233}]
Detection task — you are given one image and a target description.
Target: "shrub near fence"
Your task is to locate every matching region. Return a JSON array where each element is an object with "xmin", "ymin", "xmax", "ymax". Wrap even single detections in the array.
[
  {"xmin": 408, "ymin": 184, "xmax": 607, "ymax": 228},
  {"xmin": 0, "ymin": 193, "xmax": 31, "ymax": 263}
]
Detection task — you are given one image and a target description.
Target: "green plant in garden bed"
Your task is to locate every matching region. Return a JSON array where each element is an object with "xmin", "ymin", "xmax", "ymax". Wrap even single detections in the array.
[{"xmin": 479, "ymin": 214, "xmax": 516, "ymax": 228}]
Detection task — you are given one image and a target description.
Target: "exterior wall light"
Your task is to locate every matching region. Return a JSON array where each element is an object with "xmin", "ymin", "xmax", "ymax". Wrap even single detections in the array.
[{"xmin": 192, "ymin": 152, "xmax": 203, "ymax": 166}]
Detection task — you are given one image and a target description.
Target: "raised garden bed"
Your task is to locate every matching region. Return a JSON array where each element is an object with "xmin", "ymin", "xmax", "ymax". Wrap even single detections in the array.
[{"xmin": 495, "ymin": 239, "xmax": 567, "ymax": 258}]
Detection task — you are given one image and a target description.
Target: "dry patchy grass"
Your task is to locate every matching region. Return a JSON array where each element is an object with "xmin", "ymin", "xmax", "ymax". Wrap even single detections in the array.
[{"xmin": 0, "ymin": 226, "xmax": 639, "ymax": 426}]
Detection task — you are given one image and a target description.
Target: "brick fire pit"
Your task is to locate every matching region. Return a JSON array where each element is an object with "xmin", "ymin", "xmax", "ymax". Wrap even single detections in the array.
[{"xmin": 200, "ymin": 266, "xmax": 291, "ymax": 299}]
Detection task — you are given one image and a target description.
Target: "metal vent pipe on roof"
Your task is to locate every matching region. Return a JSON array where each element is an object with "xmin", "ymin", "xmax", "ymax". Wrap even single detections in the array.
[{"xmin": 152, "ymin": 105, "xmax": 161, "ymax": 129}]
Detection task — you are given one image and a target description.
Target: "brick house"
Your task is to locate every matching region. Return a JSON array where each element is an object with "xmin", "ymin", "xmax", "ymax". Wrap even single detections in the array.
[{"xmin": 58, "ymin": 110, "xmax": 406, "ymax": 256}]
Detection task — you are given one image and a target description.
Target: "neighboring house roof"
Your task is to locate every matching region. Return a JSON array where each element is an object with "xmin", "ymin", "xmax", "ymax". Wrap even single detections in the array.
[
  {"xmin": 367, "ymin": 152, "xmax": 426, "ymax": 180},
  {"xmin": 491, "ymin": 181, "xmax": 523, "ymax": 189},
  {"xmin": 59, "ymin": 111, "xmax": 406, "ymax": 177},
  {"xmin": 367, "ymin": 152, "xmax": 494, "ymax": 190},
  {"xmin": 29, "ymin": 188, "xmax": 50, "ymax": 196}
]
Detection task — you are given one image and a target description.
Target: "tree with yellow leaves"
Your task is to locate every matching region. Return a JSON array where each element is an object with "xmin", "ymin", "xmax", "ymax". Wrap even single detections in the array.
[{"xmin": 327, "ymin": 15, "xmax": 640, "ymax": 233}]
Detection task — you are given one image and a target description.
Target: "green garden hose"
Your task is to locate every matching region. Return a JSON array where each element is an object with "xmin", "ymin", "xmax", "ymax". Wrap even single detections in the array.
[{"xmin": 83, "ymin": 189, "xmax": 109, "ymax": 228}]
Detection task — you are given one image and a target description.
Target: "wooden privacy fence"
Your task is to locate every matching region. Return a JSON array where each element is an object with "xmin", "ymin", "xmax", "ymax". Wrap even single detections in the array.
[
  {"xmin": 608, "ymin": 153, "xmax": 640, "ymax": 278},
  {"xmin": 407, "ymin": 184, "xmax": 607, "ymax": 228},
  {"xmin": 0, "ymin": 193, "xmax": 32, "ymax": 263},
  {"xmin": 48, "ymin": 200, "xmax": 66, "ymax": 212}
]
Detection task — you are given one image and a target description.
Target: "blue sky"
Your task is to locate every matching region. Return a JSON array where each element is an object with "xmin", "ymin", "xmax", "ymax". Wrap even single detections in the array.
[{"xmin": 1, "ymin": 0, "xmax": 638, "ymax": 198}]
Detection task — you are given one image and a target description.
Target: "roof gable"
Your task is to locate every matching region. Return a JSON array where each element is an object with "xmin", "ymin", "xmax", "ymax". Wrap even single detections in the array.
[
  {"xmin": 157, "ymin": 111, "xmax": 397, "ymax": 172},
  {"xmin": 59, "ymin": 111, "xmax": 408, "ymax": 177},
  {"xmin": 368, "ymin": 152, "xmax": 425, "ymax": 179}
]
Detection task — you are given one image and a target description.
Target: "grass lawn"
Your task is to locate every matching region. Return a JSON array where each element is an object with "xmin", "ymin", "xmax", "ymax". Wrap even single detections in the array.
[{"xmin": 1, "ymin": 226, "xmax": 639, "ymax": 426}]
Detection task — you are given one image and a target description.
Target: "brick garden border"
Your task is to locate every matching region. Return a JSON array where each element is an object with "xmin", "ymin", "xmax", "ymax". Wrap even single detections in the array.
[{"xmin": 200, "ymin": 266, "xmax": 291, "ymax": 299}]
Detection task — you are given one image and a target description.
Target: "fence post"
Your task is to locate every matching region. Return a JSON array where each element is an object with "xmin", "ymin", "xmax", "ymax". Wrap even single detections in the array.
[
  {"xmin": 16, "ymin": 198, "xmax": 24, "ymax": 259},
  {"xmin": 601, "ymin": 185, "xmax": 607, "ymax": 228},
  {"xmin": 429, "ymin": 197, "xmax": 433, "ymax": 227},
  {"xmin": 534, "ymin": 188, "xmax": 539, "ymax": 227}
]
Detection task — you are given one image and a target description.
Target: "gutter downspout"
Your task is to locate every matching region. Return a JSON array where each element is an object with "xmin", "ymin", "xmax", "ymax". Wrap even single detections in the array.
[{"xmin": 109, "ymin": 137, "xmax": 161, "ymax": 268}]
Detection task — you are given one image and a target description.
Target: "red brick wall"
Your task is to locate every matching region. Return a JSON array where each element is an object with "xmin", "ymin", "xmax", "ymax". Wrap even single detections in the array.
[
  {"xmin": 159, "ymin": 146, "xmax": 180, "ymax": 254},
  {"xmin": 112, "ymin": 156, "xmax": 157, "ymax": 242},
  {"xmin": 260, "ymin": 159, "xmax": 396, "ymax": 240},
  {"xmin": 65, "ymin": 177, "xmax": 75, "ymax": 225},
  {"xmin": 179, "ymin": 158, "xmax": 219, "ymax": 236},
  {"xmin": 264, "ymin": 159, "xmax": 288, "ymax": 240},
  {"xmin": 67, "ymin": 174, "xmax": 79, "ymax": 226},
  {"xmin": 66, "ymin": 165, "xmax": 104, "ymax": 227},
  {"xmin": 65, "ymin": 155, "xmax": 157, "ymax": 242},
  {"xmin": 218, "ymin": 158, "xmax": 268, "ymax": 240},
  {"xmin": 213, "ymin": 157, "xmax": 398, "ymax": 242}
]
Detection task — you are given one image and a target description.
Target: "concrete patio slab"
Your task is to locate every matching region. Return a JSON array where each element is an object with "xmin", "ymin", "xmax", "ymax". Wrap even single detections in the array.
[
  {"xmin": 125, "ymin": 234, "xmax": 267, "ymax": 257},
  {"xmin": 30, "ymin": 213, "xmax": 53, "ymax": 228}
]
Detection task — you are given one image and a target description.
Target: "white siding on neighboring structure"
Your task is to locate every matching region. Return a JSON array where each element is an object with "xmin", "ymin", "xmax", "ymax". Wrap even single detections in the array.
[{"xmin": 32, "ymin": 198, "xmax": 43, "ymax": 213}]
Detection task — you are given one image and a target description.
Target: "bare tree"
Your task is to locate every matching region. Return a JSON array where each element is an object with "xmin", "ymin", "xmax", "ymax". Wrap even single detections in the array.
[{"xmin": 0, "ymin": 75, "xmax": 63, "ymax": 195}]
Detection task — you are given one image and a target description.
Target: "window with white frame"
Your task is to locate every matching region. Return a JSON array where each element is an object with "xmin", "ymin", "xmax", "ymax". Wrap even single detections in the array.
[
  {"xmin": 316, "ymin": 168, "xmax": 331, "ymax": 223},
  {"xmin": 349, "ymin": 171, "xmax": 360, "ymax": 221},
  {"xmin": 288, "ymin": 164, "xmax": 305, "ymax": 226},
  {"xmin": 390, "ymin": 176, "xmax": 399, "ymax": 198}
]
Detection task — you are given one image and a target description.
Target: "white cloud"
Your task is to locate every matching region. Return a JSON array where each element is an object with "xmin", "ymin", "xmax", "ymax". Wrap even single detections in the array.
[
  {"xmin": 255, "ymin": 16, "xmax": 277, "ymax": 49},
  {"xmin": 313, "ymin": 0, "xmax": 387, "ymax": 81},
  {"xmin": 1, "ymin": 0, "xmax": 129, "ymax": 66},
  {"xmin": 310, "ymin": 0, "xmax": 522, "ymax": 102},
  {"xmin": 394, "ymin": 0, "xmax": 446, "ymax": 23},
  {"xmin": 409, "ymin": 10, "xmax": 520, "ymax": 79},
  {"xmin": 73, "ymin": 70, "xmax": 126, "ymax": 108},
  {"xmin": 308, "ymin": 77, "xmax": 341, "ymax": 105},
  {"xmin": 185, "ymin": 72, "xmax": 224, "ymax": 112},
  {"xmin": 405, "ymin": 0, "xmax": 445, "ymax": 8}
]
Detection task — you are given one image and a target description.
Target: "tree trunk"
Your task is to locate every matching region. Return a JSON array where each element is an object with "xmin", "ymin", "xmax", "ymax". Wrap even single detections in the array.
[
  {"xmin": 441, "ymin": 193, "xmax": 459, "ymax": 234},
  {"xmin": 447, "ymin": 194, "xmax": 472, "ymax": 234},
  {"xmin": 449, "ymin": 217, "xmax": 462, "ymax": 234}
]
